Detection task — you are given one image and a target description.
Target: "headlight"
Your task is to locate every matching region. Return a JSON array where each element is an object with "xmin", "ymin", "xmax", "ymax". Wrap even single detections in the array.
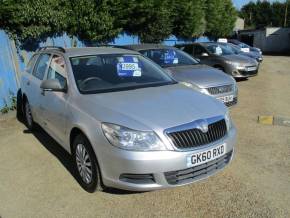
[
  {"xmin": 102, "ymin": 123, "xmax": 166, "ymax": 151},
  {"xmin": 180, "ymin": 82, "xmax": 209, "ymax": 95},
  {"xmin": 225, "ymin": 111, "xmax": 232, "ymax": 131},
  {"xmin": 225, "ymin": 61, "xmax": 244, "ymax": 70},
  {"xmin": 233, "ymin": 81, "xmax": 238, "ymax": 93}
]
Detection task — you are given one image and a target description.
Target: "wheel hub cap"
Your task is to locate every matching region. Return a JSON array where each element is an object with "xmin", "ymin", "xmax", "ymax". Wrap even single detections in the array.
[{"xmin": 75, "ymin": 144, "xmax": 92, "ymax": 184}]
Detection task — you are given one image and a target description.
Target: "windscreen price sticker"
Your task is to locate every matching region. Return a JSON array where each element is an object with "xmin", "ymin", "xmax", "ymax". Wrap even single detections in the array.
[
  {"xmin": 117, "ymin": 62, "xmax": 142, "ymax": 77},
  {"xmin": 120, "ymin": 63, "xmax": 139, "ymax": 71}
]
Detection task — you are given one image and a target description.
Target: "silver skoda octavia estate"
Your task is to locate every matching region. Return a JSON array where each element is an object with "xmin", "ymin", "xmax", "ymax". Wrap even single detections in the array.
[{"xmin": 19, "ymin": 46, "xmax": 236, "ymax": 192}]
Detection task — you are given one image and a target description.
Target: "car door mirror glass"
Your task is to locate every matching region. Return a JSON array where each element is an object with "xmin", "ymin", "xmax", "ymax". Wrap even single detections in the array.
[{"xmin": 40, "ymin": 79, "xmax": 67, "ymax": 92}]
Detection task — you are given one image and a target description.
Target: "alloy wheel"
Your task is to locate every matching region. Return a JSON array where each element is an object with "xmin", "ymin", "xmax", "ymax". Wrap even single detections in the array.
[{"xmin": 75, "ymin": 143, "xmax": 93, "ymax": 184}]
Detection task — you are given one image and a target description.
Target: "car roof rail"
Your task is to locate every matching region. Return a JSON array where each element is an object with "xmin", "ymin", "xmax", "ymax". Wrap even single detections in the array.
[{"xmin": 36, "ymin": 46, "xmax": 66, "ymax": 53}]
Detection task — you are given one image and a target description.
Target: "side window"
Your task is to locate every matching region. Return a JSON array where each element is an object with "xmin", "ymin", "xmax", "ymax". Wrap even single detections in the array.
[
  {"xmin": 33, "ymin": 54, "xmax": 50, "ymax": 80},
  {"xmin": 183, "ymin": 45, "xmax": 193, "ymax": 55},
  {"xmin": 26, "ymin": 55, "xmax": 39, "ymax": 74},
  {"xmin": 47, "ymin": 55, "xmax": 67, "ymax": 87},
  {"xmin": 193, "ymin": 45, "xmax": 206, "ymax": 56}
]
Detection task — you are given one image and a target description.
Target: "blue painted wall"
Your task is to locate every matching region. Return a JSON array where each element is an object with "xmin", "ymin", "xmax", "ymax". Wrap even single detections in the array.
[
  {"xmin": 0, "ymin": 31, "xmax": 19, "ymax": 108},
  {"xmin": 0, "ymin": 30, "xmax": 210, "ymax": 109}
]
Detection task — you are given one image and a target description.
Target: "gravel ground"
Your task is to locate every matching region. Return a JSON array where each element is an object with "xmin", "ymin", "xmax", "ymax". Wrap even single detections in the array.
[{"xmin": 0, "ymin": 56, "xmax": 289, "ymax": 218}]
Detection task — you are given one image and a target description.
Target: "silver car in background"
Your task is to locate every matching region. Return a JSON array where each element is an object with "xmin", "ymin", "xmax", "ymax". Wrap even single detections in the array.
[
  {"xmin": 119, "ymin": 44, "xmax": 238, "ymax": 107},
  {"xmin": 177, "ymin": 42, "xmax": 259, "ymax": 78},
  {"xmin": 228, "ymin": 43, "xmax": 263, "ymax": 63},
  {"xmin": 19, "ymin": 46, "xmax": 236, "ymax": 192}
]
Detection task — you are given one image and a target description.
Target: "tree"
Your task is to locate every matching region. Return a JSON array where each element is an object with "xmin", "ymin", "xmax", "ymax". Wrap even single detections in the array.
[
  {"xmin": 67, "ymin": 0, "xmax": 121, "ymax": 44},
  {"xmin": 254, "ymin": 0, "xmax": 272, "ymax": 28},
  {"xmin": 0, "ymin": 0, "xmax": 69, "ymax": 47},
  {"xmin": 171, "ymin": 0, "xmax": 206, "ymax": 39},
  {"xmin": 240, "ymin": 0, "xmax": 290, "ymax": 29},
  {"xmin": 0, "ymin": 0, "xmax": 122, "ymax": 48},
  {"xmin": 272, "ymin": 2, "xmax": 285, "ymax": 27},
  {"xmin": 205, "ymin": 0, "xmax": 237, "ymax": 38},
  {"xmin": 123, "ymin": 0, "xmax": 173, "ymax": 43},
  {"xmin": 239, "ymin": 2, "xmax": 257, "ymax": 28}
]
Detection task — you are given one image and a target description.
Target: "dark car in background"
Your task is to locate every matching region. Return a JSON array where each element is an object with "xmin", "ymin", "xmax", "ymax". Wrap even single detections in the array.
[
  {"xmin": 118, "ymin": 44, "xmax": 238, "ymax": 107},
  {"xmin": 228, "ymin": 39, "xmax": 262, "ymax": 56},
  {"xmin": 176, "ymin": 42, "xmax": 259, "ymax": 78}
]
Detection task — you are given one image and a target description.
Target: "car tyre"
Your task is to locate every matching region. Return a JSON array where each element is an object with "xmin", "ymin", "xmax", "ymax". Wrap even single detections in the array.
[
  {"xmin": 72, "ymin": 134, "xmax": 103, "ymax": 193},
  {"xmin": 16, "ymin": 89, "xmax": 24, "ymax": 121},
  {"xmin": 24, "ymin": 100, "xmax": 36, "ymax": 130}
]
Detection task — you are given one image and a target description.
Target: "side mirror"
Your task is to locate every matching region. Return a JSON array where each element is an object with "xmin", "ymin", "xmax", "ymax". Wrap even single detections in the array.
[
  {"xmin": 40, "ymin": 79, "xmax": 67, "ymax": 93},
  {"xmin": 201, "ymin": 52, "xmax": 209, "ymax": 57}
]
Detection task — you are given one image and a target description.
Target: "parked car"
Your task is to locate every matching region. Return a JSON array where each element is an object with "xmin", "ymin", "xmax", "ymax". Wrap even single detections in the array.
[
  {"xmin": 176, "ymin": 42, "xmax": 259, "ymax": 78},
  {"xmin": 118, "ymin": 44, "xmax": 238, "ymax": 107},
  {"xmin": 19, "ymin": 46, "xmax": 236, "ymax": 192},
  {"xmin": 228, "ymin": 43, "xmax": 263, "ymax": 63},
  {"xmin": 228, "ymin": 39, "xmax": 262, "ymax": 55}
]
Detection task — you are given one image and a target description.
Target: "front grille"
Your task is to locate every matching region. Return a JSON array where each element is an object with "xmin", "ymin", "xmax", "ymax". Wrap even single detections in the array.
[
  {"xmin": 207, "ymin": 85, "xmax": 233, "ymax": 95},
  {"xmin": 225, "ymin": 97, "xmax": 238, "ymax": 107},
  {"xmin": 167, "ymin": 119, "xmax": 227, "ymax": 149},
  {"xmin": 165, "ymin": 151, "xmax": 233, "ymax": 185}
]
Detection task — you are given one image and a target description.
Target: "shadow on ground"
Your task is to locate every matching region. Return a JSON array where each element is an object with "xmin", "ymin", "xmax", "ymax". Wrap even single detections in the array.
[{"xmin": 19, "ymin": 117, "xmax": 139, "ymax": 195}]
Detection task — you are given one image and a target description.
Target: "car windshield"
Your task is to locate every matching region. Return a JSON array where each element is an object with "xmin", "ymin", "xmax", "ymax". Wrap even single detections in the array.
[
  {"xmin": 238, "ymin": 42, "xmax": 250, "ymax": 49},
  {"xmin": 205, "ymin": 43, "xmax": 236, "ymax": 56},
  {"xmin": 139, "ymin": 48, "xmax": 199, "ymax": 67},
  {"xmin": 70, "ymin": 54, "xmax": 175, "ymax": 94},
  {"xmin": 228, "ymin": 44, "xmax": 242, "ymax": 54}
]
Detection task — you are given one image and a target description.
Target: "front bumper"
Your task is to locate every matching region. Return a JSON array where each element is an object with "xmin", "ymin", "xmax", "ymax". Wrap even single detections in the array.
[
  {"xmin": 233, "ymin": 69, "xmax": 258, "ymax": 78},
  {"xmin": 99, "ymin": 126, "xmax": 237, "ymax": 191}
]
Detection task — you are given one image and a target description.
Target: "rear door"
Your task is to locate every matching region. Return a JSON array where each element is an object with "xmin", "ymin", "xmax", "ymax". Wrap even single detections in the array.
[
  {"xmin": 25, "ymin": 53, "xmax": 51, "ymax": 123},
  {"xmin": 39, "ymin": 54, "xmax": 68, "ymax": 143},
  {"xmin": 21, "ymin": 54, "xmax": 39, "ymax": 99}
]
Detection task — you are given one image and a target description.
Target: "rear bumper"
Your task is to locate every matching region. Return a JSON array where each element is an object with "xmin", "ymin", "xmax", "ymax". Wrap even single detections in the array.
[{"xmin": 100, "ymin": 126, "xmax": 237, "ymax": 191}]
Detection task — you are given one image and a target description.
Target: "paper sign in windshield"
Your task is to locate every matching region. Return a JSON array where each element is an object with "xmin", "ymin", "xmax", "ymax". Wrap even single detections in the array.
[
  {"xmin": 164, "ymin": 50, "xmax": 178, "ymax": 64},
  {"xmin": 215, "ymin": 47, "xmax": 223, "ymax": 55},
  {"xmin": 117, "ymin": 56, "xmax": 142, "ymax": 77}
]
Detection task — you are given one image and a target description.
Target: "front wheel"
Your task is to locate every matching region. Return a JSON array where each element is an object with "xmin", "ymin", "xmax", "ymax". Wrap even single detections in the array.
[
  {"xmin": 72, "ymin": 134, "xmax": 103, "ymax": 193},
  {"xmin": 24, "ymin": 100, "xmax": 36, "ymax": 130}
]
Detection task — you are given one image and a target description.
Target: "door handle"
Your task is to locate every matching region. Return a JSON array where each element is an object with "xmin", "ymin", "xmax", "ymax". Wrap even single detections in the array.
[{"xmin": 26, "ymin": 81, "xmax": 30, "ymax": 86}]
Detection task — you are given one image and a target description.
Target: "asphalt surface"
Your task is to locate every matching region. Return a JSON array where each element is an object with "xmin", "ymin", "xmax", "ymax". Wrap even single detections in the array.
[{"xmin": 0, "ymin": 56, "xmax": 290, "ymax": 218}]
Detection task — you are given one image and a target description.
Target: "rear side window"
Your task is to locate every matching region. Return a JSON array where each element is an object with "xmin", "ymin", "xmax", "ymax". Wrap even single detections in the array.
[
  {"xmin": 26, "ymin": 55, "xmax": 39, "ymax": 74},
  {"xmin": 193, "ymin": 45, "xmax": 206, "ymax": 56},
  {"xmin": 183, "ymin": 45, "xmax": 193, "ymax": 55},
  {"xmin": 47, "ymin": 55, "xmax": 67, "ymax": 87},
  {"xmin": 33, "ymin": 54, "xmax": 50, "ymax": 80}
]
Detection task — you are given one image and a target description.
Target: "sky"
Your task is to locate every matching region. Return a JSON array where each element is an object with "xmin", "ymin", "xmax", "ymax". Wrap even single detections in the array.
[{"xmin": 233, "ymin": 0, "xmax": 285, "ymax": 9}]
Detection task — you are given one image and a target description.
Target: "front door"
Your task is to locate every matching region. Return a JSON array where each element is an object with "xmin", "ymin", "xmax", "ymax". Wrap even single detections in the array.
[
  {"xmin": 27, "ymin": 53, "xmax": 51, "ymax": 123},
  {"xmin": 40, "ymin": 54, "xmax": 69, "ymax": 144}
]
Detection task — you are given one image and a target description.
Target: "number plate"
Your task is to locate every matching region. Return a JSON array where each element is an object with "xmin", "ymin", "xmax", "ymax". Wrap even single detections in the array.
[
  {"xmin": 191, "ymin": 144, "xmax": 226, "ymax": 167},
  {"xmin": 217, "ymin": 95, "xmax": 234, "ymax": 103}
]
